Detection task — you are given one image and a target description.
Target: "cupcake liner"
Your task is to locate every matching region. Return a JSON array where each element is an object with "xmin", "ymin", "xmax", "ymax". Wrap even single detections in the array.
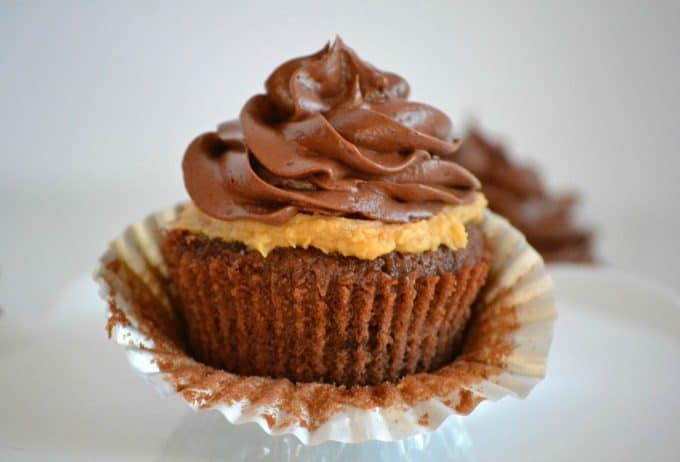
[
  {"xmin": 95, "ymin": 207, "xmax": 556, "ymax": 445},
  {"xmin": 161, "ymin": 228, "xmax": 490, "ymax": 385}
]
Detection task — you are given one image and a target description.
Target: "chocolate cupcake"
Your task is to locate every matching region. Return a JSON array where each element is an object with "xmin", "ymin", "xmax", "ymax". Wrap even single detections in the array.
[
  {"xmin": 162, "ymin": 38, "xmax": 491, "ymax": 386},
  {"xmin": 453, "ymin": 130, "xmax": 595, "ymax": 263}
]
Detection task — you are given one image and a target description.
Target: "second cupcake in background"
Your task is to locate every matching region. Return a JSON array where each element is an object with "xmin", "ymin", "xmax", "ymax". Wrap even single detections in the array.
[
  {"xmin": 162, "ymin": 38, "xmax": 491, "ymax": 386},
  {"xmin": 453, "ymin": 130, "xmax": 595, "ymax": 263}
]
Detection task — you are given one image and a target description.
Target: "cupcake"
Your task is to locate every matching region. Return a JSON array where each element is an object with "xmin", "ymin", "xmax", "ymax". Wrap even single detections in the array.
[
  {"xmin": 453, "ymin": 130, "xmax": 594, "ymax": 263},
  {"xmin": 161, "ymin": 38, "xmax": 491, "ymax": 386}
]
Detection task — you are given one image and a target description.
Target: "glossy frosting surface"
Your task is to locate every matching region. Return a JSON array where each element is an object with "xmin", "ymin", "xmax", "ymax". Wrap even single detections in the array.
[{"xmin": 183, "ymin": 38, "xmax": 480, "ymax": 224}]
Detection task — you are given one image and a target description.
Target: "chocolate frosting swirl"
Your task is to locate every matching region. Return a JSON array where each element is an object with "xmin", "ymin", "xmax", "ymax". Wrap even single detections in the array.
[
  {"xmin": 183, "ymin": 38, "xmax": 480, "ymax": 224},
  {"xmin": 453, "ymin": 130, "xmax": 595, "ymax": 263}
]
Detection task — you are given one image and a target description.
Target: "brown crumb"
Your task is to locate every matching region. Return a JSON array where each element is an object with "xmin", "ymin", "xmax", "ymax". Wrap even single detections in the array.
[
  {"xmin": 261, "ymin": 413, "xmax": 276, "ymax": 428},
  {"xmin": 105, "ymin": 300, "xmax": 130, "ymax": 338}
]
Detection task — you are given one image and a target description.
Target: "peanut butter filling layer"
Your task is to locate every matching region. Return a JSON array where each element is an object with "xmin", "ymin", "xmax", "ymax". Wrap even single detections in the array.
[{"xmin": 172, "ymin": 193, "xmax": 487, "ymax": 260}]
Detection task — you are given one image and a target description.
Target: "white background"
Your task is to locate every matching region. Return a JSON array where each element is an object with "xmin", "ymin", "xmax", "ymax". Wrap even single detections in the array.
[{"xmin": 2, "ymin": 1, "xmax": 680, "ymax": 315}]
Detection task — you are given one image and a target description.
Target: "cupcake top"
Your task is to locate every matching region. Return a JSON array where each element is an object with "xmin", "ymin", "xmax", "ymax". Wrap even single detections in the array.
[
  {"xmin": 176, "ymin": 38, "xmax": 487, "ymax": 259},
  {"xmin": 182, "ymin": 37, "xmax": 481, "ymax": 225}
]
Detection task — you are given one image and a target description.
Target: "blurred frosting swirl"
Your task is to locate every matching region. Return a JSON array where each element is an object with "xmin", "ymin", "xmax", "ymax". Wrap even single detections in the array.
[
  {"xmin": 453, "ymin": 130, "xmax": 595, "ymax": 262},
  {"xmin": 183, "ymin": 37, "xmax": 480, "ymax": 224}
]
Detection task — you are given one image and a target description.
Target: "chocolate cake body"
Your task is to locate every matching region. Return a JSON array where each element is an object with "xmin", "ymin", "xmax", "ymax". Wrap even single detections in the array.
[{"xmin": 162, "ymin": 224, "xmax": 490, "ymax": 386}]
